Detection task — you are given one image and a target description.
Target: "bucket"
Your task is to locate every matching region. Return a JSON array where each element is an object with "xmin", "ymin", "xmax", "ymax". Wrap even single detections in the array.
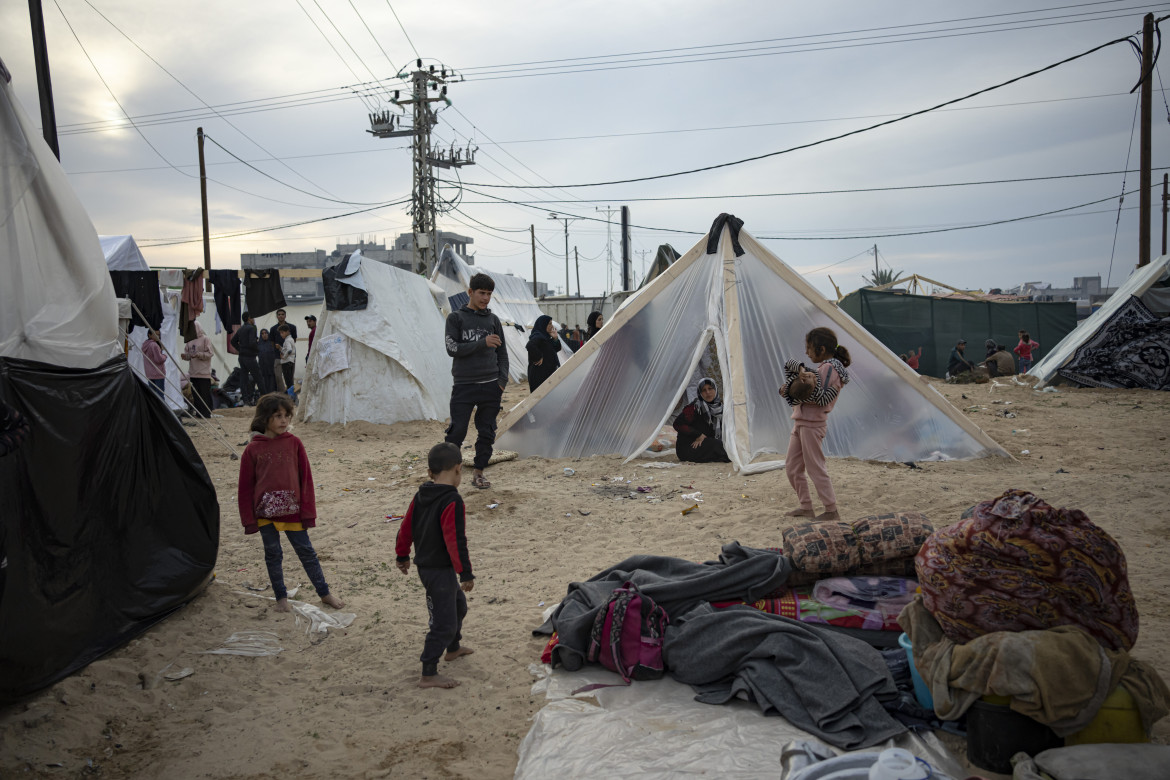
[
  {"xmin": 966, "ymin": 696, "xmax": 1063, "ymax": 774},
  {"xmin": 1066, "ymin": 685, "xmax": 1148, "ymax": 745},
  {"xmin": 897, "ymin": 632, "xmax": 933, "ymax": 711}
]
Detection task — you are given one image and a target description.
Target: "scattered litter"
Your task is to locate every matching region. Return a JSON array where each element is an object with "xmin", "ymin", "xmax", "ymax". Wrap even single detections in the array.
[
  {"xmin": 164, "ymin": 667, "xmax": 194, "ymax": 682},
  {"xmin": 904, "ymin": 462, "xmax": 920, "ymax": 470},
  {"xmin": 327, "ymin": 449, "xmax": 334, "ymax": 453},
  {"xmin": 578, "ymin": 510, "xmax": 591, "ymax": 516},
  {"xmin": 648, "ymin": 498, "xmax": 663, "ymax": 504},
  {"xmin": 360, "ymin": 488, "xmax": 374, "ymax": 494},
  {"xmin": 635, "ymin": 486, "xmax": 653, "ymax": 493},
  {"xmin": 538, "ymin": 601, "xmax": 545, "ymax": 607},
  {"xmin": 628, "ymin": 491, "xmax": 639, "ymax": 498},
  {"xmin": 367, "ymin": 477, "xmax": 376, "ymax": 481},
  {"xmin": 1020, "ymin": 450, "xmax": 1030, "ymax": 455},
  {"xmin": 1038, "ymin": 386, "xmax": 1059, "ymax": 393},
  {"xmin": 563, "ymin": 468, "xmax": 576, "ymax": 476},
  {"xmin": 639, "ymin": 462, "xmax": 678, "ymax": 469},
  {"xmin": 609, "ymin": 476, "xmax": 628, "ymax": 483},
  {"xmin": 1056, "ymin": 468, "xmax": 1070, "ymax": 474},
  {"xmin": 680, "ymin": 484, "xmax": 693, "ymax": 489},
  {"xmin": 345, "ymin": 522, "xmax": 358, "ymax": 528},
  {"xmin": 200, "ymin": 630, "xmax": 283, "ymax": 656},
  {"xmin": 1012, "ymin": 429, "xmax": 1028, "ymax": 434},
  {"xmin": 289, "ymin": 600, "xmax": 356, "ymax": 636},
  {"xmin": 1002, "ymin": 411, "xmax": 1017, "ymax": 418},
  {"xmin": 681, "ymin": 504, "xmax": 700, "ymax": 516},
  {"xmin": 385, "ymin": 514, "xmax": 404, "ymax": 523},
  {"xmin": 681, "ymin": 492, "xmax": 703, "ymax": 502},
  {"xmin": 241, "ymin": 581, "xmax": 267, "ymax": 592},
  {"xmin": 342, "ymin": 488, "xmax": 351, "ymax": 492},
  {"xmin": 487, "ymin": 503, "xmax": 499, "ymax": 509},
  {"xmin": 565, "ymin": 512, "xmax": 572, "ymax": 517}
]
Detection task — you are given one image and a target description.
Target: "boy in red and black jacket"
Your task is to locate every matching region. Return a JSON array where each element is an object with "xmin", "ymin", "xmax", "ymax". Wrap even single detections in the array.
[{"xmin": 396, "ymin": 442, "xmax": 476, "ymax": 689}]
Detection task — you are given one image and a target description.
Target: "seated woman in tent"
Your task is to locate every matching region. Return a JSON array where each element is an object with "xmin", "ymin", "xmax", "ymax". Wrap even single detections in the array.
[
  {"xmin": 525, "ymin": 315, "xmax": 562, "ymax": 392},
  {"xmin": 672, "ymin": 378, "xmax": 731, "ymax": 463}
]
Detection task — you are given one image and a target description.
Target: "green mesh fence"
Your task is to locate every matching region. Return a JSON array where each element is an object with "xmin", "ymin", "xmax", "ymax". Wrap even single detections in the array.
[{"xmin": 838, "ymin": 289, "xmax": 1076, "ymax": 378}]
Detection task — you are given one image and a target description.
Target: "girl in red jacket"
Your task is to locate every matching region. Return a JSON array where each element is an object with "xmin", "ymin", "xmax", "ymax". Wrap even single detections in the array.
[{"xmin": 238, "ymin": 394, "xmax": 345, "ymax": 613}]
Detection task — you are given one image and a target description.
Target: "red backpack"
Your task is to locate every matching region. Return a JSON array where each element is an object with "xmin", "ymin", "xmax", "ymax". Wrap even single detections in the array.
[{"xmin": 585, "ymin": 581, "xmax": 669, "ymax": 684}]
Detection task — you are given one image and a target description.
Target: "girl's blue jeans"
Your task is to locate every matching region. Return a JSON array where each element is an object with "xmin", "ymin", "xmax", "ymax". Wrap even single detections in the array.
[{"xmin": 258, "ymin": 524, "xmax": 330, "ymax": 600}]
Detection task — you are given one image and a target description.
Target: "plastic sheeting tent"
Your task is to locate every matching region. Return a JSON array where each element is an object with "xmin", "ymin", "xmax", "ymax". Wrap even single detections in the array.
[
  {"xmin": 99, "ymin": 234, "xmax": 149, "ymax": 272},
  {"xmin": 498, "ymin": 216, "xmax": 1009, "ymax": 473},
  {"xmin": 431, "ymin": 246, "xmax": 573, "ymax": 382},
  {"xmin": 0, "ymin": 66, "xmax": 218, "ymax": 702},
  {"xmin": 1030, "ymin": 254, "xmax": 1170, "ymax": 389},
  {"xmin": 298, "ymin": 257, "xmax": 453, "ymax": 425}
]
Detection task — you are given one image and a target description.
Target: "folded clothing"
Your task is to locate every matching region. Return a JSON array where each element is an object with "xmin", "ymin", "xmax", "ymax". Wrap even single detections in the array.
[
  {"xmin": 916, "ymin": 489, "xmax": 1138, "ymax": 651},
  {"xmin": 713, "ymin": 577, "xmax": 913, "ymax": 633}
]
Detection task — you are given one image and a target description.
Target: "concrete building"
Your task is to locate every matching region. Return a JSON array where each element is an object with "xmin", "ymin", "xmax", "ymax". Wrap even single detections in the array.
[{"xmin": 1007, "ymin": 275, "xmax": 1117, "ymax": 318}]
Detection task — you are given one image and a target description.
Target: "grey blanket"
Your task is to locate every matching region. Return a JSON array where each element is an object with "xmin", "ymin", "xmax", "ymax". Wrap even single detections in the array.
[
  {"xmin": 534, "ymin": 542, "xmax": 791, "ymax": 670},
  {"xmin": 664, "ymin": 602, "xmax": 907, "ymax": 750}
]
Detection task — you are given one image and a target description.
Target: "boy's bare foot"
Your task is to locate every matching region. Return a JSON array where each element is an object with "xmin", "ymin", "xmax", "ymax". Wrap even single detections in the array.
[
  {"xmin": 815, "ymin": 510, "xmax": 840, "ymax": 521},
  {"xmin": 322, "ymin": 593, "xmax": 346, "ymax": 609},
  {"xmin": 274, "ymin": 598, "xmax": 291, "ymax": 613},
  {"xmin": 418, "ymin": 674, "xmax": 460, "ymax": 689},
  {"xmin": 446, "ymin": 646, "xmax": 474, "ymax": 661},
  {"xmin": 786, "ymin": 508, "xmax": 815, "ymax": 518}
]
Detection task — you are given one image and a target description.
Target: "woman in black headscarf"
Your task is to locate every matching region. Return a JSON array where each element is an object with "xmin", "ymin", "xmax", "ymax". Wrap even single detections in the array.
[
  {"xmin": 526, "ymin": 314, "xmax": 561, "ymax": 392},
  {"xmin": 672, "ymin": 377, "xmax": 731, "ymax": 463},
  {"xmin": 585, "ymin": 310, "xmax": 604, "ymax": 341}
]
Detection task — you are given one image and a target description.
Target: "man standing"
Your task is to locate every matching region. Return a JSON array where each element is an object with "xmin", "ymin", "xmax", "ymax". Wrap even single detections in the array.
[
  {"xmin": 230, "ymin": 311, "xmax": 261, "ymax": 405},
  {"xmin": 444, "ymin": 273, "xmax": 509, "ymax": 490},
  {"xmin": 274, "ymin": 308, "xmax": 298, "ymax": 342},
  {"xmin": 946, "ymin": 338, "xmax": 975, "ymax": 380},
  {"xmin": 304, "ymin": 314, "xmax": 318, "ymax": 357}
]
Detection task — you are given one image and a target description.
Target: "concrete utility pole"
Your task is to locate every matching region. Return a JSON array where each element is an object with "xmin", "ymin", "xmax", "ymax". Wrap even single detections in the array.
[
  {"xmin": 1162, "ymin": 173, "xmax": 1168, "ymax": 256},
  {"xmin": 574, "ymin": 246, "xmax": 581, "ymax": 297},
  {"xmin": 368, "ymin": 60, "xmax": 473, "ymax": 275},
  {"xmin": 548, "ymin": 213, "xmax": 580, "ymax": 296},
  {"xmin": 596, "ymin": 206, "xmax": 618, "ymax": 293},
  {"xmin": 530, "ymin": 225, "xmax": 538, "ymax": 297},
  {"xmin": 1139, "ymin": 13, "xmax": 1153, "ymax": 267}
]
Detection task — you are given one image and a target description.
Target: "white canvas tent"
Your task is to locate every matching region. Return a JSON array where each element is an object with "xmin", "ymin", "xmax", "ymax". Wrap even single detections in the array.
[
  {"xmin": 299, "ymin": 257, "xmax": 452, "ymax": 425},
  {"xmin": 1030, "ymin": 254, "xmax": 1170, "ymax": 389},
  {"xmin": 497, "ymin": 216, "xmax": 1008, "ymax": 473},
  {"xmin": 1, "ymin": 76, "xmax": 118, "ymax": 369},
  {"xmin": 431, "ymin": 246, "xmax": 574, "ymax": 382}
]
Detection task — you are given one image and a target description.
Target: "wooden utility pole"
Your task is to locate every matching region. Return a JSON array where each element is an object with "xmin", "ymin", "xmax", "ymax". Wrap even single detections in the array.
[
  {"xmin": 28, "ymin": 0, "xmax": 60, "ymax": 160},
  {"xmin": 197, "ymin": 128, "xmax": 211, "ymax": 286},
  {"xmin": 1139, "ymin": 13, "xmax": 1153, "ymax": 267},
  {"xmin": 530, "ymin": 225, "xmax": 538, "ymax": 297},
  {"xmin": 873, "ymin": 244, "xmax": 879, "ymax": 279}
]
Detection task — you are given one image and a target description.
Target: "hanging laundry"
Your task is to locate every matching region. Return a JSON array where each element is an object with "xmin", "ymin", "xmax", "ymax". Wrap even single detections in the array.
[
  {"xmin": 182, "ymin": 269, "xmax": 205, "ymax": 323},
  {"xmin": 157, "ymin": 269, "xmax": 184, "ymax": 287},
  {"xmin": 208, "ymin": 269, "xmax": 241, "ymax": 328},
  {"xmin": 243, "ymin": 269, "xmax": 286, "ymax": 318},
  {"xmin": 108, "ymin": 270, "xmax": 163, "ymax": 333}
]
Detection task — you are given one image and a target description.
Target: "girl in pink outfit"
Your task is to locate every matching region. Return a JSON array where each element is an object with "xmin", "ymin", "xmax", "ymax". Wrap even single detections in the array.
[
  {"xmin": 779, "ymin": 327, "xmax": 852, "ymax": 521},
  {"xmin": 1013, "ymin": 330, "xmax": 1040, "ymax": 374},
  {"xmin": 141, "ymin": 329, "xmax": 168, "ymax": 400}
]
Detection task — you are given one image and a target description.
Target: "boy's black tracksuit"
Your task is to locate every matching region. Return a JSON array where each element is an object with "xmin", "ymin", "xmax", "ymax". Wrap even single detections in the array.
[{"xmin": 396, "ymin": 482, "xmax": 474, "ymax": 676}]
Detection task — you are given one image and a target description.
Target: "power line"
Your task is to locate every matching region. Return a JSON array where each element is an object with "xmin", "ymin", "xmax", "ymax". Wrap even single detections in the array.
[
  {"xmin": 79, "ymin": 0, "xmax": 344, "ymax": 199},
  {"xmin": 308, "ymin": 0, "xmax": 397, "ymax": 104},
  {"xmin": 461, "ymin": 6, "xmax": 1166, "ymax": 82},
  {"xmin": 385, "ymin": 1, "xmax": 421, "ymax": 59},
  {"xmin": 293, "ymin": 0, "xmax": 379, "ymax": 111},
  {"xmin": 346, "ymin": 0, "xmax": 401, "ymax": 77},
  {"xmin": 463, "ymin": 30, "xmax": 1149, "ymax": 189}
]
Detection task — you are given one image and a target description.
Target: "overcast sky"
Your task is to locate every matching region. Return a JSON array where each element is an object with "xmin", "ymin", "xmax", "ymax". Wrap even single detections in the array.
[{"xmin": 3, "ymin": 1, "xmax": 1169, "ymax": 298}]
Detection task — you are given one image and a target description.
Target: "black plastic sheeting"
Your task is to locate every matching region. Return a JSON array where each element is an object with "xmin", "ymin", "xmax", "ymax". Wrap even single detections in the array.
[{"xmin": 0, "ymin": 355, "xmax": 219, "ymax": 703}]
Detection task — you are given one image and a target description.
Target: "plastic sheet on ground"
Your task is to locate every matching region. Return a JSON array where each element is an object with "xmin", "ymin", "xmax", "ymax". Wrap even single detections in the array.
[
  {"xmin": 236, "ymin": 591, "xmax": 356, "ymax": 635},
  {"xmin": 516, "ymin": 664, "xmax": 965, "ymax": 780},
  {"xmin": 199, "ymin": 631, "xmax": 283, "ymax": 656}
]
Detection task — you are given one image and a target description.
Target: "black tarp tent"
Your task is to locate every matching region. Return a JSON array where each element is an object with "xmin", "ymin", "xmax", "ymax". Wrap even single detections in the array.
[
  {"xmin": 0, "ymin": 357, "xmax": 219, "ymax": 702},
  {"xmin": 839, "ymin": 288, "xmax": 1076, "ymax": 378}
]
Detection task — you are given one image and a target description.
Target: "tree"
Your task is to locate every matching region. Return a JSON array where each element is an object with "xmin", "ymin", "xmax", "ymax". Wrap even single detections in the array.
[{"xmin": 863, "ymin": 267, "xmax": 903, "ymax": 287}]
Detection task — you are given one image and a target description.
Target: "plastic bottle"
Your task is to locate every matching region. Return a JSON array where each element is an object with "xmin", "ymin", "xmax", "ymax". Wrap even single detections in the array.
[{"xmin": 867, "ymin": 748, "xmax": 928, "ymax": 780}]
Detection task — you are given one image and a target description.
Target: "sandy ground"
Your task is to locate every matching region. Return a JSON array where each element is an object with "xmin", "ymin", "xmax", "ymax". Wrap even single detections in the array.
[{"xmin": 2, "ymin": 377, "xmax": 1169, "ymax": 778}]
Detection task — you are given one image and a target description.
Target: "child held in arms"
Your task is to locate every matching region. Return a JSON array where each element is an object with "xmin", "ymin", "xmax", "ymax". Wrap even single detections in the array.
[
  {"xmin": 779, "ymin": 327, "xmax": 852, "ymax": 522},
  {"xmin": 396, "ymin": 442, "xmax": 476, "ymax": 689}
]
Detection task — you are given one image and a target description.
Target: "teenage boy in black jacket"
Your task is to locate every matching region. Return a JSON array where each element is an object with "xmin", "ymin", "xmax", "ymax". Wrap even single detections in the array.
[
  {"xmin": 396, "ymin": 442, "xmax": 475, "ymax": 689},
  {"xmin": 443, "ymin": 272, "xmax": 509, "ymax": 490}
]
